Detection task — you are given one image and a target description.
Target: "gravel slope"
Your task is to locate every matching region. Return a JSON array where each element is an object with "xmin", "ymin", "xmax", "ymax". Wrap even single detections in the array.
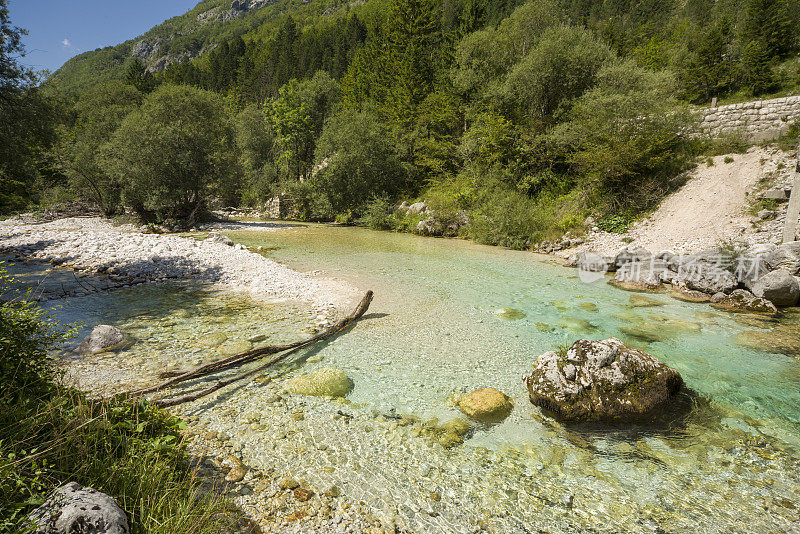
[{"xmin": 565, "ymin": 146, "xmax": 796, "ymax": 257}]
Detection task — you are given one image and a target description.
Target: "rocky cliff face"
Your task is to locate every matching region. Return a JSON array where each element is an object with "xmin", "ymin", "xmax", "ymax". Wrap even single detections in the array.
[
  {"xmin": 199, "ymin": 0, "xmax": 276, "ymax": 24},
  {"xmin": 129, "ymin": 1, "xmax": 276, "ymax": 73}
]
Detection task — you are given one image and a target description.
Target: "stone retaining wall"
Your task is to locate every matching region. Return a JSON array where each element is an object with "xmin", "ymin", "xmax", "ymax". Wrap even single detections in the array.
[{"xmin": 699, "ymin": 95, "xmax": 800, "ymax": 141}]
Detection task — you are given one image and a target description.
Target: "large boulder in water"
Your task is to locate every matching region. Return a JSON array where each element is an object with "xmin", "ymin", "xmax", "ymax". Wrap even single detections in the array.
[
  {"xmin": 77, "ymin": 325, "xmax": 125, "ymax": 355},
  {"xmin": 458, "ymin": 388, "xmax": 514, "ymax": 423},
  {"xmin": 27, "ymin": 482, "xmax": 129, "ymax": 534},
  {"xmin": 751, "ymin": 269, "xmax": 800, "ymax": 307},
  {"xmin": 523, "ymin": 338, "xmax": 683, "ymax": 423},
  {"xmin": 286, "ymin": 367, "xmax": 353, "ymax": 397},
  {"xmin": 670, "ymin": 264, "xmax": 738, "ymax": 295},
  {"xmin": 710, "ymin": 289, "xmax": 778, "ymax": 315},
  {"xmin": 609, "ymin": 265, "xmax": 663, "ymax": 292}
]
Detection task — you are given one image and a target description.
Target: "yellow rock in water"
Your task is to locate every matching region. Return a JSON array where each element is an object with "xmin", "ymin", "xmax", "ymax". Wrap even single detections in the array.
[
  {"xmin": 459, "ymin": 388, "xmax": 513, "ymax": 423},
  {"xmin": 287, "ymin": 367, "xmax": 353, "ymax": 397},
  {"xmin": 439, "ymin": 418, "xmax": 473, "ymax": 437}
]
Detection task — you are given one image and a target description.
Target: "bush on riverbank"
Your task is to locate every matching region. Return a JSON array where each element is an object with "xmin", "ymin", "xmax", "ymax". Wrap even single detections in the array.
[{"xmin": 0, "ymin": 268, "xmax": 240, "ymax": 533}]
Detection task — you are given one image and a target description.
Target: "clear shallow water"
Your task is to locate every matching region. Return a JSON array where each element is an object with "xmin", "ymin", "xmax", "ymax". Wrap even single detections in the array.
[
  {"xmin": 10, "ymin": 228, "xmax": 800, "ymax": 532},
  {"xmin": 230, "ymin": 225, "xmax": 800, "ymax": 444}
]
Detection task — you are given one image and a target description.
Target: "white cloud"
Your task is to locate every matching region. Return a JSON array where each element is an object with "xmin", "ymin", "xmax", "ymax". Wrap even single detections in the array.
[{"xmin": 61, "ymin": 38, "xmax": 72, "ymax": 48}]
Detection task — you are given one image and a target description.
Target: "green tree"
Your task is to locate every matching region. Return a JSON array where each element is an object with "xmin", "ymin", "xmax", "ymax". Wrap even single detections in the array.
[
  {"xmin": 740, "ymin": 39, "xmax": 776, "ymax": 95},
  {"xmin": 0, "ymin": 0, "xmax": 33, "ymax": 99},
  {"xmin": 268, "ymin": 72, "xmax": 341, "ymax": 182},
  {"xmin": 680, "ymin": 24, "xmax": 731, "ymax": 102},
  {"xmin": 124, "ymin": 58, "xmax": 156, "ymax": 93},
  {"xmin": 501, "ymin": 25, "xmax": 614, "ymax": 127},
  {"xmin": 311, "ymin": 110, "xmax": 409, "ymax": 217},
  {"xmin": 234, "ymin": 103, "xmax": 277, "ymax": 205},
  {"xmin": 342, "ymin": 0, "xmax": 439, "ymax": 125},
  {"xmin": 451, "ymin": 27, "xmax": 513, "ymax": 107},
  {"xmin": 54, "ymin": 81, "xmax": 142, "ymax": 215},
  {"xmin": 0, "ymin": 0, "xmax": 57, "ymax": 213},
  {"xmin": 267, "ymin": 79, "xmax": 314, "ymax": 181},
  {"xmin": 741, "ymin": 0, "xmax": 796, "ymax": 59},
  {"xmin": 103, "ymin": 85, "xmax": 238, "ymax": 222}
]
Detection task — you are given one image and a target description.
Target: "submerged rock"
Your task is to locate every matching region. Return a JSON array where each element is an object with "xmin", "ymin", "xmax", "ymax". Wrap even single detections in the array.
[
  {"xmin": 557, "ymin": 317, "xmax": 597, "ymax": 334},
  {"xmin": 628, "ymin": 295, "xmax": 665, "ymax": 307},
  {"xmin": 735, "ymin": 326, "xmax": 800, "ymax": 355},
  {"xmin": 494, "ymin": 307, "xmax": 526, "ymax": 320},
  {"xmin": 27, "ymin": 482, "xmax": 129, "ymax": 534},
  {"xmin": 219, "ymin": 340, "xmax": 253, "ymax": 356},
  {"xmin": 523, "ymin": 338, "xmax": 684, "ymax": 423},
  {"xmin": 670, "ymin": 289, "xmax": 711, "ymax": 303},
  {"xmin": 286, "ymin": 367, "xmax": 353, "ymax": 397},
  {"xmin": 458, "ymin": 388, "xmax": 514, "ymax": 423},
  {"xmin": 223, "ymin": 455, "xmax": 248, "ymax": 482},
  {"xmin": 77, "ymin": 325, "xmax": 125, "ymax": 355},
  {"xmin": 711, "ymin": 289, "xmax": 779, "ymax": 315},
  {"xmin": 439, "ymin": 418, "xmax": 473, "ymax": 437},
  {"xmin": 751, "ymin": 269, "xmax": 800, "ymax": 307},
  {"xmin": 578, "ymin": 302, "xmax": 598, "ymax": 312},
  {"xmin": 620, "ymin": 316, "xmax": 701, "ymax": 343},
  {"xmin": 197, "ymin": 331, "xmax": 228, "ymax": 348},
  {"xmin": 437, "ymin": 418, "xmax": 473, "ymax": 448}
]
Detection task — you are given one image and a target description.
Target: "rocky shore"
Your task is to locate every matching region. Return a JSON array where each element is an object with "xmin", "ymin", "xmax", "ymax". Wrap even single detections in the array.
[{"xmin": 0, "ymin": 216, "xmax": 355, "ymax": 317}]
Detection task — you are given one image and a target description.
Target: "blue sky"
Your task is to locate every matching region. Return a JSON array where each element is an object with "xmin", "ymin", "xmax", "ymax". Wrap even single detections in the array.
[{"xmin": 9, "ymin": 0, "xmax": 200, "ymax": 73}]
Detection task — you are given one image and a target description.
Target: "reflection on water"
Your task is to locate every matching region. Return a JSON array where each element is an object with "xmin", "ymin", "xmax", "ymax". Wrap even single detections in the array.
[{"xmin": 10, "ymin": 225, "xmax": 800, "ymax": 532}]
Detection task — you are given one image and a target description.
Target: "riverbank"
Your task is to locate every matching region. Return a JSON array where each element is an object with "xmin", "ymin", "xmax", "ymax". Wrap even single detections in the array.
[{"xmin": 0, "ymin": 216, "xmax": 355, "ymax": 317}]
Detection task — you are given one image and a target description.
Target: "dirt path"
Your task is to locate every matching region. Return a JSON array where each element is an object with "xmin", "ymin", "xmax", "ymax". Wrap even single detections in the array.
[{"xmin": 569, "ymin": 146, "xmax": 794, "ymax": 256}]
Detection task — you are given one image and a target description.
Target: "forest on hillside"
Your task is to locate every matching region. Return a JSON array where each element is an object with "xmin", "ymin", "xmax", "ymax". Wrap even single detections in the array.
[{"xmin": 2, "ymin": 0, "xmax": 800, "ymax": 247}]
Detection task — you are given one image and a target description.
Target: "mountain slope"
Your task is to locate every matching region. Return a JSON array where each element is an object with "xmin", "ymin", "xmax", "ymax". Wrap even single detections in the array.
[{"xmin": 49, "ymin": 0, "xmax": 352, "ymax": 93}]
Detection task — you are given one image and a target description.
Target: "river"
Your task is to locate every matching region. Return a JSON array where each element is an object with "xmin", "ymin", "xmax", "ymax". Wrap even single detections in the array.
[{"xmin": 18, "ymin": 223, "xmax": 800, "ymax": 532}]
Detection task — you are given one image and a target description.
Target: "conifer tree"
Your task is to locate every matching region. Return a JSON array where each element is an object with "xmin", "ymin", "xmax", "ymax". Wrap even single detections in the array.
[{"xmin": 124, "ymin": 58, "xmax": 156, "ymax": 93}]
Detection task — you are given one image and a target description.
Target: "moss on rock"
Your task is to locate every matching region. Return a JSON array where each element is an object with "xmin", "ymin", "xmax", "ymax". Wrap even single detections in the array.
[{"xmin": 286, "ymin": 367, "xmax": 353, "ymax": 398}]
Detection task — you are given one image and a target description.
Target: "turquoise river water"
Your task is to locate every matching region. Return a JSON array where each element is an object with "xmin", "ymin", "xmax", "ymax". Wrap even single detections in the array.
[{"xmin": 20, "ymin": 224, "xmax": 800, "ymax": 532}]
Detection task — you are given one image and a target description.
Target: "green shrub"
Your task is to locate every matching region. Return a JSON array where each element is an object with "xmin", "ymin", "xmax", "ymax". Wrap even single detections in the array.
[
  {"xmin": 469, "ymin": 189, "xmax": 538, "ymax": 249},
  {"xmin": 548, "ymin": 60, "xmax": 697, "ymax": 214},
  {"xmin": 357, "ymin": 196, "xmax": 395, "ymax": 230},
  {"xmin": 0, "ymin": 268, "xmax": 68, "ymax": 391},
  {"xmin": 702, "ymin": 132, "xmax": 750, "ymax": 156},
  {"xmin": 776, "ymin": 122, "xmax": 800, "ymax": 153},
  {"xmin": 596, "ymin": 214, "xmax": 635, "ymax": 234},
  {"xmin": 724, "ymin": 156, "xmax": 735, "ymax": 163},
  {"xmin": 0, "ymin": 267, "xmax": 240, "ymax": 533}
]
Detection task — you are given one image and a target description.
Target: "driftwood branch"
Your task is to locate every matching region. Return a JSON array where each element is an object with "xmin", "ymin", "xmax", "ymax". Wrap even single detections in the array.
[
  {"xmin": 115, "ymin": 291, "xmax": 373, "ymax": 402},
  {"xmin": 152, "ymin": 345, "xmax": 306, "ymax": 408}
]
